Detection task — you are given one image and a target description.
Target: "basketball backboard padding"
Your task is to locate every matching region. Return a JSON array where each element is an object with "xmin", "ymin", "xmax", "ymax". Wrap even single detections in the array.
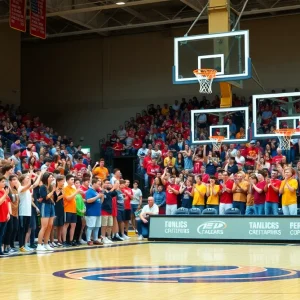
[
  {"xmin": 191, "ymin": 107, "xmax": 249, "ymax": 145},
  {"xmin": 252, "ymin": 91, "xmax": 300, "ymax": 140},
  {"xmin": 173, "ymin": 30, "xmax": 251, "ymax": 86}
]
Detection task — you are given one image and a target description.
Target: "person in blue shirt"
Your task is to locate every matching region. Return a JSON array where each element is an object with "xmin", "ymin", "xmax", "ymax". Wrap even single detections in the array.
[
  {"xmin": 228, "ymin": 118, "xmax": 237, "ymax": 139},
  {"xmin": 153, "ymin": 185, "xmax": 166, "ymax": 214},
  {"xmin": 85, "ymin": 178, "xmax": 104, "ymax": 246}
]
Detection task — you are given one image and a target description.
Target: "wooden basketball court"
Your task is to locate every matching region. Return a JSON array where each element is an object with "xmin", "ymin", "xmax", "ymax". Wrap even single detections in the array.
[{"xmin": 1, "ymin": 238, "xmax": 300, "ymax": 300}]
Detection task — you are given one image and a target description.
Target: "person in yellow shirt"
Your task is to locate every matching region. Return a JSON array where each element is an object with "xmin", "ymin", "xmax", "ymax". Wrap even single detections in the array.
[
  {"xmin": 206, "ymin": 176, "xmax": 220, "ymax": 214},
  {"xmin": 161, "ymin": 104, "xmax": 169, "ymax": 116},
  {"xmin": 92, "ymin": 159, "xmax": 109, "ymax": 181},
  {"xmin": 279, "ymin": 167, "xmax": 298, "ymax": 215},
  {"xmin": 192, "ymin": 175, "xmax": 206, "ymax": 212},
  {"xmin": 164, "ymin": 151, "xmax": 176, "ymax": 168},
  {"xmin": 232, "ymin": 172, "xmax": 249, "ymax": 215}
]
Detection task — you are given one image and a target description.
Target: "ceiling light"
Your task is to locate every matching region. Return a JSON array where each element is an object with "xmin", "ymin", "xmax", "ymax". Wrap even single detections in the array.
[{"xmin": 116, "ymin": 1, "xmax": 126, "ymax": 4}]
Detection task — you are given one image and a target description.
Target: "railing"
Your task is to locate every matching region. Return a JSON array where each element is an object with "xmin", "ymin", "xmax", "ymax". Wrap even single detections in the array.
[
  {"xmin": 1, "ymin": 135, "xmax": 26, "ymax": 158},
  {"xmin": 133, "ymin": 159, "xmax": 149, "ymax": 198}
]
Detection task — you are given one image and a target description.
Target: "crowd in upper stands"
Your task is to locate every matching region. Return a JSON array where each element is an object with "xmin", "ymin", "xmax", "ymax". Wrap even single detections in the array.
[{"xmin": 104, "ymin": 92, "xmax": 300, "ymax": 219}]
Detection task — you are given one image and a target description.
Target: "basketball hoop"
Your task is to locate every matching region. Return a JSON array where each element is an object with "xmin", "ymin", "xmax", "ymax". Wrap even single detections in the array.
[
  {"xmin": 209, "ymin": 136, "xmax": 224, "ymax": 152},
  {"xmin": 193, "ymin": 69, "xmax": 217, "ymax": 94},
  {"xmin": 274, "ymin": 129, "xmax": 296, "ymax": 150}
]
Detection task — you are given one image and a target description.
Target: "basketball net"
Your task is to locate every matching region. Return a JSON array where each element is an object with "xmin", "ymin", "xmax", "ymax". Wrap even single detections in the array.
[
  {"xmin": 274, "ymin": 129, "xmax": 296, "ymax": 151},
  {"xmin": 193, "ymin": 69, "xmax": 217, "ymax": 94},
  {"xmin": 209, "ymin": 136, "xmax": 224, "ymax": 152}
]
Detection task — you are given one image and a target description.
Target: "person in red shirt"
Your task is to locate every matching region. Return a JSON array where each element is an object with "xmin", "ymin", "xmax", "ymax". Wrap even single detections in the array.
[
  {"xmin": 147, "ymin": 159, "xmax": 161, "ymax": 186},
  {"xmin": 193, "ymin": 155, "xmax": 203, "ymax": 175},
  {"xmin": 24, "ymin": 156, "xmax": 40, "ymax": 170},
  {"xmin": 245, "ymin": 141, "xmax": 259, "ymax": 166},
  {"xmin": 251, "ymin": 171, "xmax": 266, "ymax": 215},
  {"xmin": 161, "ymin": 169, "xmax": 180, "ymax": 215},
  {"xmin": 112, "ymin": 138, "xmax": 124, "ymax": 156},
  {"xmin": 74, "ymin": 157, "xmax": 87, "ymax": 172},
  {"xmin": 199, "ymin": 166, "xmax": 210, "ymax": 183},
  {"xmin": 29, "ymin": 128, "xmax": 40, "ymax": 143},
  {"xmin": 122, "ymin": 179, "xmax": 133, "ymax": 236},
  {"xmin": 219, "ymin": 171, "xmax": 234, "ymax": 215},
  {"xmin": 137, "ymin": 125, "xmax": 148, "ymax": 141},
  {"xmin": 272, "ymin": 148, "xmax": 285, "ymax": 164},
  {"xmin": 132, "ymin": 135, "xmax": 143, "ymax": 154},
  {"xmin": 264, "ymin": 169, "xmax": 281, "ymax": 215},
  {"xmin": 0, "ymin": 177, "xmax": 10, "ymax": 256}
]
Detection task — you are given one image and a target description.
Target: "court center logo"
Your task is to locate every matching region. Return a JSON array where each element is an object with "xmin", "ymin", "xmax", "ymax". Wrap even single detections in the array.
[
  {"xmin": 53, "ymin": 265, "xmax": 300, "ymax": 283},
  {"xmin": 197, "ymin": 221, "xmax": 227, "ymax": 235}
]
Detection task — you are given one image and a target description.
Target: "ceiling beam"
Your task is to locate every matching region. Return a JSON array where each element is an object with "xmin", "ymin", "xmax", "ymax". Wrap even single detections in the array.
[
  {"xmin": 122, "ymin": 7, "xmax": 149, "ymax": 22},
  {"xmin": 180, "ymin": 0, "xmax": 204, "ymax": 13}
]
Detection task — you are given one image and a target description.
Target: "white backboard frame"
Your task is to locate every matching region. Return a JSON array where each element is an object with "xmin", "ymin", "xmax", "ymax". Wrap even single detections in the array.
[
  {"xmin": 191, "ymin": 107, "xmax": 249, "ymax": 145},
  {"xmin": 252, "ymin": 92, "xmax": 300, "ymax": 139},
  {"xmin": 276, "ymin": 116, "xmax": 300, "ymax": 130}
]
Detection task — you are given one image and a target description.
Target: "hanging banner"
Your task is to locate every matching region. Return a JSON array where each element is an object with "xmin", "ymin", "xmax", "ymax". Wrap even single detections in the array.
[
  {"xmin": 30, "ymin": 0, "xmax": 46, "ymax": 39},
  {"xmin": 9, "ymin": 0, "xmax": 26, "ymax": 32}
]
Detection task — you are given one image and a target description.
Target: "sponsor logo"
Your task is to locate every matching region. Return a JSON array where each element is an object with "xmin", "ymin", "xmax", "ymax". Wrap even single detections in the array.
[
  {"xmin": 53, "ymin": 265, "xmax": 300, "ymax": 283},
  {"xmin": 197, "ymin": 221, "xmax": 227, "ymax": 235}
]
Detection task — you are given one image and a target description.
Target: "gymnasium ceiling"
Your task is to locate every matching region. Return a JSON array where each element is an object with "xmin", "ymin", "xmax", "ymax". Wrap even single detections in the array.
[{"xmin": 0, "ymin": 0, "xmax": 299, "ymax": 41}]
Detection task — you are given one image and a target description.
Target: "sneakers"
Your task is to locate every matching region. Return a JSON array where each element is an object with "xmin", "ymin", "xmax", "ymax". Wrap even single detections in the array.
[
  {"xmin": 24, "ymin": 245, "xmax": 34, "ymax": 251},
  {"xmin": 114, "ymin": 234, "xmax": 124, "ymax": 241},
  {"xmin": 80, "ymin": 239, "xmax": 87, "ymax": 245},
  {"xmin": 122, "ymin": 235, "xmax": 130, "ymax": 240},
  {"xmin": 8, "ymin": 248, "xmax": 18, "ymax": 254},
  {"xmin": 62, "ymin": 242, "xmax": 71, "ymax": 248},
  {"xmin": 44, "ymin": 244, "xmax": 54, "ymax": 251},
  {"xmin": 29, "ymin": 244, "xmax": 37, "ymax": 249},
  {"xmin": 87, "ymin": 241, "xmax": 94, "ymax": 246},
  {"xmin": 50, "ymin": 242, "xmax": 58, "ymax": 248},
  {"xmin": 93, "ymin": 240, "xmax": 103, "ymax": 246},
  {"xmin": 0, "ymin": 252, "xmax": 9, "ymax": 257},
  {"xmin": 138, "ymin": 235, "xmax": 143, "ymax": 241},
  {"xmin": 103, "ymin": 237, "xmax": 113, "ymax": 244},
  {"xmin": 56, "ymin": 242, "xmax": 63, "ymax": 247},
  {"xmin": 71, "ymin": 241, "xmax": 78, "ymax": 247},
  {"xmin": 19, "ymin": 246, "xmax": 29, "ymax": 252},
  {"xmin": 36, "ymin": 244, "xmax": 47, "ymax": 252}
]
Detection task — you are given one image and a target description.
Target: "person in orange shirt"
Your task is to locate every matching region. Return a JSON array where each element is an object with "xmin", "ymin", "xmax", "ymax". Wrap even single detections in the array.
[
  {"xmin": 62, "ymin": 174, "xmax": 82, "ymax": 247},
  {"xmin": 92, "ymin": 158, "xmax": 109, "ymax": 181}
]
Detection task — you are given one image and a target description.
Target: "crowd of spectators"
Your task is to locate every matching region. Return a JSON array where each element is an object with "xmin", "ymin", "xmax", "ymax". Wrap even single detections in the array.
[{"xmin": 103, "ymin": 93, "xmax": 300, "ymax": 222}]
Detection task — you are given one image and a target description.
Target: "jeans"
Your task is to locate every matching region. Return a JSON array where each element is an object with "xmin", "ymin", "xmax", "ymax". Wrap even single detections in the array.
[
  {"xmin": 144, "ymin": 171, "xmax": 149, "ymax": 188},
  {"xmin": 265, "ymin": 202, "xmax": 278, "ymax": 215},
  {"xmin": 0, "ymin": 221, "xmax": 7, "ymax": 254},
  {"xmin": 206, "ymin": 205, "xmax": 219, "ymax": 214},
  {"xmin": 219, "ymin": 203, "xmax": 233, "ymax": 215},
  {"xmin": 254, "ymin": 204, "xmax": 265, "ymax": 215},
  {"xmin": 137, "ymin": 219, "xmax": 149, "ymax": 238},
  {"xmin": 245, "ymin": 206, "xmax": 255, "ymax": 215},
  {"xmin": 193, "ymin": 205, "xmax": 205, "ymax": 213},
  {"xmin": 166, "ymin": 204, "xmax": 177, "ymax": 215},
  {"xmin": 232, "ymin": 201, "xmax": 246, "ymax": 215},
  {"xmin": 282, "ymin": 204, "xmax": 298, "ymax": 215}
]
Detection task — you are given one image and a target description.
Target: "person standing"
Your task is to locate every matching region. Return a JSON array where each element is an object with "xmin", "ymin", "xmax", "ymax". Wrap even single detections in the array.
[
  {"xmin": 279, "ymin": 167, "xmax": 298, "ymax": 215},
  {"xmin": 206, "ymin": 176, "xmax": 220, "ymax": 214},
  {"xmin": 250, "ymin": 171, "xmax": 266, "ymax": 215},
  {"xmin": 232, "ymin": 172, "xmax": 249, "ymax": 215},
  {"xmin": 219, "ymin": 171, "xmax": 234, "ymax": 215},
  {"xmin": 131, "ymin": 180, "xmax": 142, "ymax": 232},
  {"xmin": 264, "ymin": 169, "xmax": 281, "ymax": 215},
  {"xmin": 85, "ymin": 178, "xmax": 104, "ymax": 245},
  {"xmin": 0, "ymin": 177, "xmax": 10, "ymax": 256},
  {"xmin": 74, "ymin": 178, "xmax": 86, "ymax": 245},
  {"xmin": 192, "ymin": 175, "xmax": 207, "ymax": 212},
  {"xmin": 62, "ymin": 174, "xmax": 82, "ymax": 247},
  {"xmin": 161, "ymin": 168, "xmax": 180, "ymax": 215}
]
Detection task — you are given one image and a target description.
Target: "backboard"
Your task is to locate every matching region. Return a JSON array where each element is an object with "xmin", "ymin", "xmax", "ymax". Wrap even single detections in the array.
[
  {"xmin": 252, "ymin": 91, "xmax": 300, "ymax": 140},
  {"xmin": 173, "ymin": 30, "xmax": 251, "ymax": 88},
  {"xmin": 190, "ymin": 107, "xmax": 249, "ymax": 145}
]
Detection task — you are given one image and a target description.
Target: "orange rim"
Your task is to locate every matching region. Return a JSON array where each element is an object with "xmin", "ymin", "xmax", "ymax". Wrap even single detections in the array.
[
  {"xmin": 209, "ymin": 136, "xmax": 225, "ymax": 141},
  {"xmin": 193, "ymin": 69, "xmax": 217, "ymax": 79},
  {"xmin": 274, "ymin": 129, "xmax": 296, "ymax": 136}
]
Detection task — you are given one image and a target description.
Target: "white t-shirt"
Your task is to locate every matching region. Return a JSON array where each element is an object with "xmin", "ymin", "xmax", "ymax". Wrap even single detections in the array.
[
  {"xmin": 18, "ymin": 186, "xmax": 32, "ymax": 217},
  {"xmin": 151, "ymin": 150, "xmax": 162, "ymax": 159},
  {"xmin": 141, "ymin": 204, "xmax": 159, "ymax": 216},
  {"xmin": 235, "ymin": 155, "xmax": 245, "ymax": 164},
  {"xmin": 131, "ymin": 188, "xmax": 142, "ymax": 204}
]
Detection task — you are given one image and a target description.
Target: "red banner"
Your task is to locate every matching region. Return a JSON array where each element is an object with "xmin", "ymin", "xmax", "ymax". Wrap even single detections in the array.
[
  {"xmin": 30, "ymin": 0, "xmax": 46, "ymax": 39},
  {"xmin": 9, "ymin": 0, "xmax": 26, "ymax": 32}
]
